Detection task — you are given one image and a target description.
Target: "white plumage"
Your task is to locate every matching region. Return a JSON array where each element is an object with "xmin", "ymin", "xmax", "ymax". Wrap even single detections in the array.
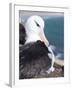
[{"xmin": 25, "ymin": 15, "xmax": 44, "ymax": 44}]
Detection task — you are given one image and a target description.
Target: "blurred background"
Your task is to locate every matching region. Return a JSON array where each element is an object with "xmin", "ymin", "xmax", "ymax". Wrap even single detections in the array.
[{"xmin": 19, "ymin": 11, "xmax": 64, "ymax": 60}]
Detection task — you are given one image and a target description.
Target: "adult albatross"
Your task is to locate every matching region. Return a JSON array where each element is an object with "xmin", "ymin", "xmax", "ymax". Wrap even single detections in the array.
[{"xmin": 19, "ymin": 15, "xmax": 55, "ymax": 79}]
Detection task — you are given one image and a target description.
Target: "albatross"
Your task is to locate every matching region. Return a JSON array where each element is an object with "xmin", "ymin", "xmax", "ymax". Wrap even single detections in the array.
[{"xmin": 19, "ymin": 15, "xmax": 55, "ymax": 79}]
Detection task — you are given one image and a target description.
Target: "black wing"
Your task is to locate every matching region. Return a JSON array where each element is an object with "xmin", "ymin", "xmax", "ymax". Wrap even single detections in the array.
[
  {"xmin": 19, "ymin": 40, "xmax": 51, "ymax": 79},
  {"xmin": 19, "ymin": 23, "xmax": 26, "ymax": 45}
]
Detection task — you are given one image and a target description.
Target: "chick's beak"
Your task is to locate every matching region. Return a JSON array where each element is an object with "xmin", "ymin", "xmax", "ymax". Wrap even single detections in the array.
[{"xmin": 39, "ymin": 31, "xmax": 49, "ymax": 48}]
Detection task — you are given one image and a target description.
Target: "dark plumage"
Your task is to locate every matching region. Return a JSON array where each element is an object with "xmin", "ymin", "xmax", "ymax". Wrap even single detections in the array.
[
  {"xmin": 19, "ymin": 40, "xmax": 51, "ymax": 66},
  {"xmin": 19, "ymin": 23, "xmax": 26, "ymax": 45},
  {"xmin": 19, "ymin": 23, "xmax": 52, "ymax": 79}
]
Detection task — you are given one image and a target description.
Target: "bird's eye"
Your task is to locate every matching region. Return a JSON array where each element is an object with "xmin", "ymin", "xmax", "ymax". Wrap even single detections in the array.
[{"xmin": 34, "ymin": 20, "xmax": 40, "ymax": 27}]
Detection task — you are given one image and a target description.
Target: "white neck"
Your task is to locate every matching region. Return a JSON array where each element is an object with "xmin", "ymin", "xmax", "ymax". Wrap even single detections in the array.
[{"xmin": 25, "ymin": 31, "xmax": 41, "ymax": 44}]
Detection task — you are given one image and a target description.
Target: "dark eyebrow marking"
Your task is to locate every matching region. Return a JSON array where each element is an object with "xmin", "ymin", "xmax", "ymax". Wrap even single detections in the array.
[{"xmin": 34, "ymin": 20, "xmax": 40, "ymax": 27}]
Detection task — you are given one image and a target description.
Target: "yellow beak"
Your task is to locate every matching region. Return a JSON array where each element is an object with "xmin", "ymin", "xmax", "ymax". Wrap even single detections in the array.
[{"xmin": 39, "ymin": 31, "xmax": 49, "ymax": 48}]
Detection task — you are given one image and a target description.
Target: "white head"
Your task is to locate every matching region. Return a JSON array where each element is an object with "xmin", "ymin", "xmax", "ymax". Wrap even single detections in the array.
[
  {"xmin": 25, "ymin": 15, "xmax": 49, "ymax": 47},
  {"xmin": 25, "ymin": 15, "xmax": 44, "ymax": 34}
]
